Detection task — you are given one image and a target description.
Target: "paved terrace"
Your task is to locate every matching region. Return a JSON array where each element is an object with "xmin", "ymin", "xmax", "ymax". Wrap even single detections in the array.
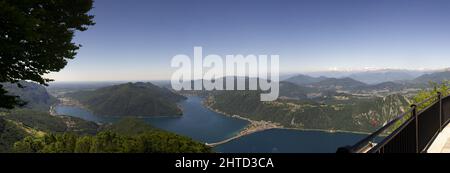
[{"xmin": 428, "ymin": 123, "xmax": 450, "ymax": 153}]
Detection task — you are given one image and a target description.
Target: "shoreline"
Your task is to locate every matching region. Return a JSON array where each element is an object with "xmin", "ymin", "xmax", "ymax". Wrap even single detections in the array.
[
  {"xmin": 281, "ymin": 127, "xmax": 372, "ymax": 135},
  {"xmin": 202, "ymin": 99, "xmax": 285, "ymax": 147},
  {"xmin": 201, "ymin": 97, "xmax": 373, "ymax": 145},
  {"xmin": 53, "ymin": 95, "xmax": 375, "ymax": 148},
  {"xmin": 52, "ymin": 96, "xmax": 183, "ymax": 119}
]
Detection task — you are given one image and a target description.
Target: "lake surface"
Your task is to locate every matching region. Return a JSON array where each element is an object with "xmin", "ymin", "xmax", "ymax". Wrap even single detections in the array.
[
  {"xmin": 55, "ymin": 96, "xmax": 367, "ymax": 153},
  {"xmin": 55, "ymin": 96, "xmax": 249, "ymax": 143},
  {"xmin": 214, "ymin": 129, "xmax": 367, "ymax": 153}
]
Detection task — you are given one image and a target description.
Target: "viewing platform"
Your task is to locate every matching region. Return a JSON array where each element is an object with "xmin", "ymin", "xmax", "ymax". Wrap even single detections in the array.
[
  {"xmin": 339, "ymin": 92, "xmax": 450, "ymax": 153},
  {"xmin": 428, "ymin": 123, "xmax": 450, "ymax": 153}
]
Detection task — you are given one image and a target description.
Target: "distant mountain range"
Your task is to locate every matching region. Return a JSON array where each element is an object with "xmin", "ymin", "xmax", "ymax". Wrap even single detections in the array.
[
  {"xmin": 282, "ymin": 74, "xmax": 329, "ymax": 86},
  {"xmin": 285, "ymin": 75, "xmax": 369, "ymax": 91},
  {"xmin": 66, "ymin": 82, "xmax": 186, "ymax": 117},
  {"xmin": 413, "ymin": 70, "xmax": 450, "ymax": 84},
  {"xmin": 288, "ymin": 69, "xmax": 445, "ymax": 84},
  {"xmin": 303, "ymin": 69, "xmax": 431, "ymax": 81},
  {"xmin": 285, "ymin": 69, "xmax": 450, "ymax": 92},
  {"xmin": 347, "ymin": 70, "xmax": 425, "ymax": 84}
]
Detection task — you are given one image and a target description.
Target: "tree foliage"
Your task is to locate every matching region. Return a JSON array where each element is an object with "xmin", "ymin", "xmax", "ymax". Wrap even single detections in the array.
[
  {"xmin": 0, "ymin": 0, "xmax": 95, "ymax": 109},
  {"xmin": 413, "ymin": 81, "xmax": 450, "ymax": 110},
  {"xmin": 0, "ymin": 118, "xmax": 28, "ymax": 152},
  {"xmin": 13, "ymin": 131, "xmax": 213, "ymax": 153},
  {"xmin": 386, "ymin": 81, "xmax": 450, "ymax": 134},
  {"xmin": 11, "ymin": 118, "xmax": 212, "ymax": 153}
]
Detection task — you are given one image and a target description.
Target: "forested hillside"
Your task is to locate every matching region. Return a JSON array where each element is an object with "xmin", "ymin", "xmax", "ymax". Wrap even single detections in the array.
[
  {"xmin": 12, "ymin": 118, "xmax": 212, "ymax": 153},
  {"xmin": 66, "ymin": 82, "xmax": 186, "ymax": 117},
  {"xmin": 206, "ymin": 90, "xmax": 411, "ymax": 133},
  {"xmin": 1, "ymin": 81, "xmax": 57, "ymax": 111}
]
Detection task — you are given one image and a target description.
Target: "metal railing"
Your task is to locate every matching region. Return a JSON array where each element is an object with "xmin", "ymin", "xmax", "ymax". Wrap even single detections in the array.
[{"xmin": 337, "ymin": 92, "xmax": 450, "ymax": 153}]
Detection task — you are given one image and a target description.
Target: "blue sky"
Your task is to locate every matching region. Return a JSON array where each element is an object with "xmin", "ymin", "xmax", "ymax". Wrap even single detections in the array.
[{"xmin": 47, "ymin": 0, "xmax": 450, "ymax": 81}]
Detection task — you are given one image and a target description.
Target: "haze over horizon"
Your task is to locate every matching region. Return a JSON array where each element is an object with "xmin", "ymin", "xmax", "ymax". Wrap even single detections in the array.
[{"xmin": 45, "ymin": 0, "xmax": 450, "ymax": 82}]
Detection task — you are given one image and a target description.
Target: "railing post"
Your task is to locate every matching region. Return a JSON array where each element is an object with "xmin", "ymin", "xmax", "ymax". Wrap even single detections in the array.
[
  {"xmin": 438, "ymin": 92, "xmax": 443, "ymax": 132},
  {"xmin": 411, "ymin": 104, "xmax": 419, "ymax": 153}
]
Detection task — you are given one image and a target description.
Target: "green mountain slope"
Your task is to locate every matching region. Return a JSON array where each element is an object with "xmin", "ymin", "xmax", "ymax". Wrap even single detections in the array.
[
  {"xmin": 284, "ymin": 74, "xmax": 329, "ymax": 86},
  {"xmin": 1, "ymin": 82, "xmax": 211, "ymax": 153},
  {"xmin": 414, "ymin": 70, "xmax": 450, "ymax": 84},
  {"xmin": 13, "ymin": 118, "xmax": 212, "ymax": 153},
  {"xmin": 0, "ymin": 118, "xmax": 28, "ymax": 152},
  {"xmin": 1, "ymin": 112, "xmax": 212, "ymax": 153},
  {"xmin": 0, "ymin": 109, "xmax": 100, "ymax": 152},
  {"xmin": 2, "ymin": 81, "xmax": 57, "ymax": 111},
  {"xmin": 279, "ymin": 81, "xmax": 318, "ymax": 100},
  {"xmin": 206, "ymin": 91, "xmax": 410, "ymax": 133},
  {"xmin": 354, "ymin": 81, "xmax": 407, "ymax": 92},
  {"xmin": 309, "ymin": 77, "xmax": 368, "ymax": 91},
  {"xmin": 101, "ymin": 117, "xmax": 155, "ymax": 135},
  {"xmin": 4, "ymin": 109, "xmax": 99, "ymax": 135},
  {"xmin": 66, "ymin": 82, "xmax": 186, "ymax": 117}
]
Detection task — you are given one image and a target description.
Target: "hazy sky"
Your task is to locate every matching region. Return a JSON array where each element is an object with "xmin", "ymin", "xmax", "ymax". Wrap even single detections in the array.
[{"xmin": 47, "ymin": 0, "xmax": 450, "ymax": 81}]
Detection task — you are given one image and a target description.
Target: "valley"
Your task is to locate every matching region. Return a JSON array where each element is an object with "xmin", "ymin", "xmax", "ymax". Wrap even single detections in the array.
[
  {"xmin": 203, "ymin": 77, "xmax": 415, "ymax": 133},
  {"xmin": 0, "ymin": 81, "xmax": 211, "ymax": 153},
  {"xmin": 2, "ymin": 69, "xmax": 450, "ymax": 153}
]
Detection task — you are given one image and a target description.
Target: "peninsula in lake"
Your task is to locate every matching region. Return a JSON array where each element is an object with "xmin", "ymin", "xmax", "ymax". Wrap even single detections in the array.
[{"xmin": 65, "ymin": 82, "xmax": 186, "ymax": 117}]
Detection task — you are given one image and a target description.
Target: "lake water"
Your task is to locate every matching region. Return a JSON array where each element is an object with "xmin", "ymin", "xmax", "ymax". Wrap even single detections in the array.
[
  {"xmin": 214, "ymin": 129, "xmax": 367, "ymax": 153},
  {"xmin": 55, "ymin": 96, "xmax": 367, "ymax": 153},
  {"xmin": 55, "ymin": 96, "xmax": 249, "ymax": 143}
]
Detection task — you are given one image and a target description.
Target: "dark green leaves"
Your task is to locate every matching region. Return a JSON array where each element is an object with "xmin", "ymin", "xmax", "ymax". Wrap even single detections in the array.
[{"xmin": 0, "ymin": 0, "xmax": 95, "ymax": 109}]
